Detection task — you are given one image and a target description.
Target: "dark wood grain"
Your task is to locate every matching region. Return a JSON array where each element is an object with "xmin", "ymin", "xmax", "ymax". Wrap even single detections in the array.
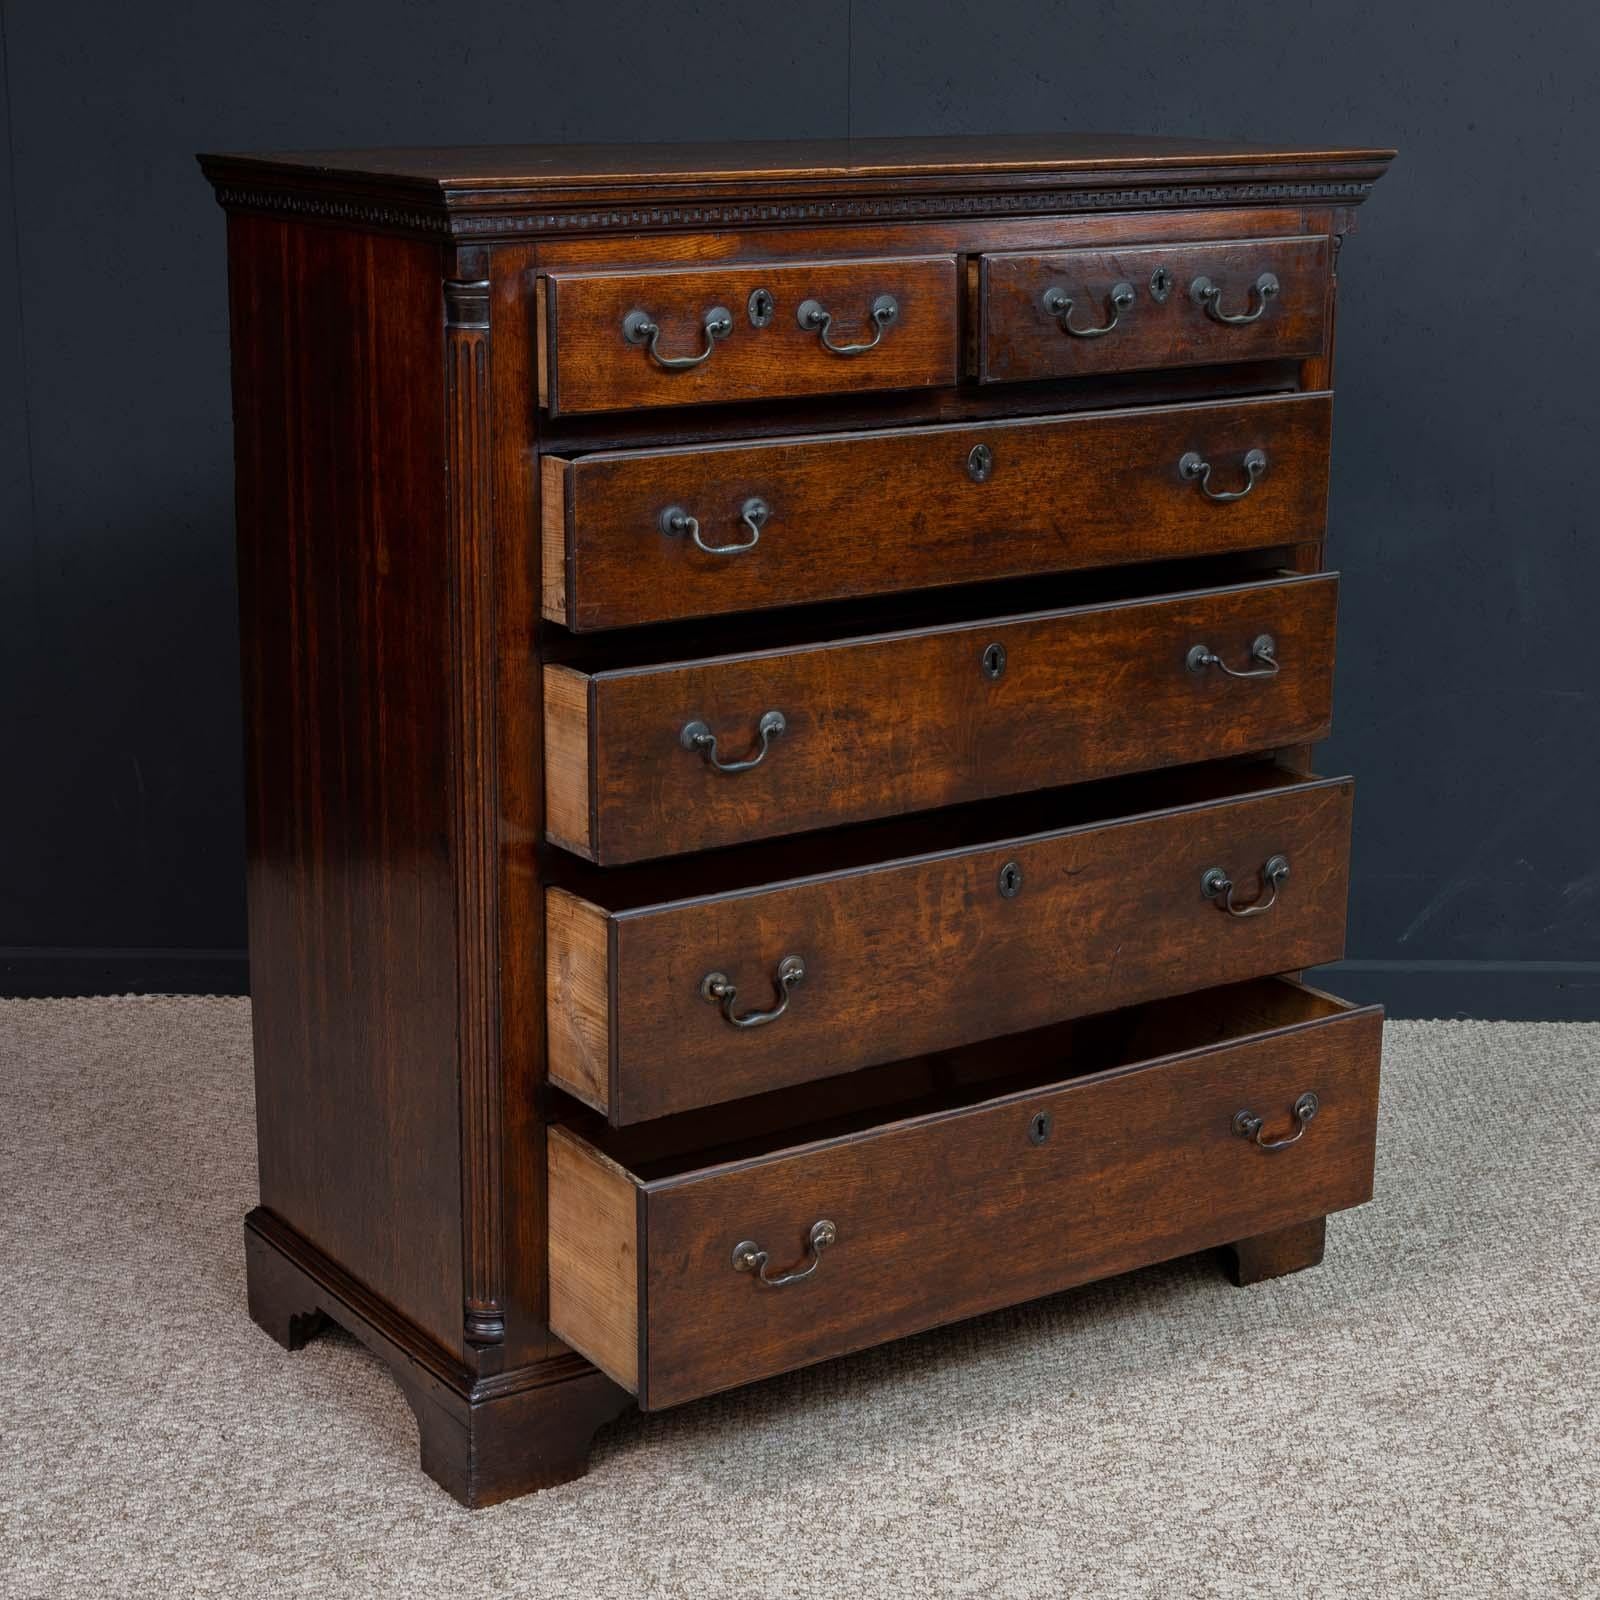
[
  {"xmin": 554, "ymin": 973, "xmax": 1346, "ymax": 1171},
  {"xmin": 548, "ymin": 572, "xmax": 1339, "ymax": 864},
  {"xmin": 545, "ymin": 978, "xmax": 1381, "ymax": 1407},
  {"xmin": 244, "ymin": 1210, "xmax": 632, "ymax": 1506},
  {"xmin": 525, "ymin": 205, "xmax": 1312, "ymax": 279},
  {"xmin": 979, "ymin": 236, "xmax": 1330, "ymax": 384},
  {"xmin": 208, "ymin": 137, "xmax": 1393, "ymax": 1501},
  {"xmin": 444, "ymin": 272, "xmax": 505, "ymax": 1352},
  {"xmin": 548, "ymin": 770, "xmax": 1354, "ymax": 1123},
  {"xmin": 202, "ymin": 133, "xmax": 1398, "ymax": 189},
  {"xmin": 484, "ymin": 238, "xmax": 572, "ymax": 1370},
  {"xmin": 544, "ymin": 393, "xmax": 1332, "ymax": 631},
  {"xmin": 1225, "ymin": 1215, "xmax": 1329, "ymax": 1285},
  {"xmin": 542, "ymin": 256, "xmax": 959, "ymax": 415},
  {"xmin": 227, "ymin": 213, "xmax": 466, "ymax": 1356},
  {"xmin": 199, "ymin": 136, "xmax": 1394, "ymax": 245}
]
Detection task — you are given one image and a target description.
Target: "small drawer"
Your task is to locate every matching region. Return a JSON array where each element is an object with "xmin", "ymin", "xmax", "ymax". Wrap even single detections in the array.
[
  {"xmin": 538, "ymin": 255, "xmax": 959, "ymax": 416},
  {"xmin": 542, "ymin": 392, "xmax": 1332, "ymax": 631},
  {"xmin": 545, "ymin": 764, "xmax": 1352, "ymax": 1123},
  {"xmin": 977, "ymin": 235, "xmax": 1330, "ymax": 385},
  {"xmin": 544, "ymin": 571, "xmax": 1339, "ymax": 865},
  {"xmin": 548, "ymin": 976, "xmax": 1382, "ymax": 1408}
]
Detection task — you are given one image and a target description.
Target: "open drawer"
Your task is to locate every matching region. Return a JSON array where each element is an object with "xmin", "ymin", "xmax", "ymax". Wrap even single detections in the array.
[
  {"xmin": 540, "ymin": 392, "xmax": 1333, "ymax": 633},
  {"xmin": 544, "ymin": 570, "xmax": 1341, "ymax": 865},
  {"xmin": 546, "ymin": 763, "xmax": 1353, "ymax": 1123},
  {"xmin": 548, "ymin": 976, "xmax": 1383, "ymax": 1409}
]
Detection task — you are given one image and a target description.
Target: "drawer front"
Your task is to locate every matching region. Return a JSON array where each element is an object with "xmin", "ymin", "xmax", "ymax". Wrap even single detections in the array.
[
  {"xmin": 540, "ymin": 256, "xmax": 959, "ymax": 415},
  {"xmin": 545, "ymin": 573, "xmax": 1339, "ymax": 864},
  {"xmin": 545, "ymin": 773, "xmax": 1353, "ymax": 1122},
  {"xmin": 548, "ymin": 979, "xmax": 1383, "ymax": 1407},
  {"xmin": 978, "ymin": 236, "xmax": 1330, "ymax": 385},
  {"xmin": 543, "ymin": 393, "xmax": 1332, "ymax": 631}
]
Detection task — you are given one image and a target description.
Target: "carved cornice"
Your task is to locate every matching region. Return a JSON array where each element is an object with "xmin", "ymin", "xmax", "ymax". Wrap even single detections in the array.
[
  {"xmin": 210, "ymin": 186, "xmax": 452, "ymax": 233},
  {"xmin": 210, "ymin": 176, "xmax": 1380, "ymax": 242}
]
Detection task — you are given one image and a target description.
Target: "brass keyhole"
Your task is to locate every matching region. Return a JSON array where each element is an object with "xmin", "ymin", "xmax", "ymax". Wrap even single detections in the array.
[
  {"xmin": 1150, "ymin": 266, "xmax": 1173, "ymax": 302},
  {"xmin": 982, "ymin": 642, "xmax": 1007, "ymax": 680},
  {"xmin": 1028, "ymin": 1111, "xmax": 1052, "ymax": 1145},
  {"xmin": 747, "ymin": 287, "xmax": 775, "ymax": 327},
  {"xmin": 967, "ymin": 442, "xmax": 994, "ymax": 483},
  {"xmin": 998, "ymin": 860, "xmax": 1023, "ymax": 899}
]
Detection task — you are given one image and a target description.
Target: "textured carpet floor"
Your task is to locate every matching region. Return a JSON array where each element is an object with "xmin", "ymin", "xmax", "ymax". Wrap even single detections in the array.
[{"xmin": 0, "ymin": 999, "xmax": 1595, "ymax": 1598}]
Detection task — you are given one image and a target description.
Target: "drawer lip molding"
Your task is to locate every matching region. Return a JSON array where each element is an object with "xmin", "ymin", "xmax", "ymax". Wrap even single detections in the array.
[
  {"xmin": 544, "ymin": 569, "xmax": 1341, "ymax": 865},
  {"xmin": 545, "ymin": 765, "xmax": 1354, "ymax": 1123},
  {"xmin": 539, "ymin": 255, "xmax": 960, "ymax": 416},
  {"xmin": 978, "ymin": 234, "xmax": 1331, "ymax": 385},
  {"xmin": 542, "ymin": 390, "xmax": 1334, "ymax": 632},
  {"xmin": 547, "ymin": 975, "xmax": 1383, "ymax": 1409}
]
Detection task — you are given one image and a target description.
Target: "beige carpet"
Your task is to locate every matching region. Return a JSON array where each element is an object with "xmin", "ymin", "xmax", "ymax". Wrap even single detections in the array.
[{"xmin": 0, "ymin": 999, "xmax": 1595, "ymax": 1599}]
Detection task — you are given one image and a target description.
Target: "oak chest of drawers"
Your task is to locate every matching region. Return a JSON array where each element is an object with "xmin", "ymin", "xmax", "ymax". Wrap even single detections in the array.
[{"xmin": 200, "ymin": 134, "xmax": 1394, "ymax": 1506}]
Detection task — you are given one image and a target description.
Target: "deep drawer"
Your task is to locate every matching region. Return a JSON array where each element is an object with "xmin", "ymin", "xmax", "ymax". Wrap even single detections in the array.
[
  {"xmin": 547, "ymin": 976, "xmax": 1382, "ymax": 1408},
  {"xmin": 977, "ymin": 235, "xmax": 1330, "ymax": 385},
  {"xmin": 545, "ymin": 765, "xmax": 1352, "ymax": 1123},
  {"xmin": 538, "ymin": 255, "xmax": 959, "ymax": 416},
  {"xmin": 544, "ymin": 571, "xmax": 1339, "ymax": 865},
  {"xmin": 542, "ymin": 392, "xmax": 1332, "ymax": 631}
]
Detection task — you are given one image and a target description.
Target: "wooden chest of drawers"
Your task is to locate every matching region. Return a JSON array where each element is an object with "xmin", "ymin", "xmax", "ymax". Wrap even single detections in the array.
[{"xmin": 200, "ymin": 133, "xmax": 1394, "ymax": 1507}]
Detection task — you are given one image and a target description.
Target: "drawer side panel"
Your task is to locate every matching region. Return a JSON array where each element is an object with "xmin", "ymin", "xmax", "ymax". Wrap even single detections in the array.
[
  {"xmin": 543, "ymin": 665, "xmax": 595, "ymax": 858},
  {"xmin": 540, "ymin": 454, "xmax": 571, "ymax": 624},
  {"xmin": 547, "ymin": 1128, "xmax": 641, "ymax": 1393},
  {"xmin": 545, "ymin": 889, "xmax": 614, "ymax": 1114}
]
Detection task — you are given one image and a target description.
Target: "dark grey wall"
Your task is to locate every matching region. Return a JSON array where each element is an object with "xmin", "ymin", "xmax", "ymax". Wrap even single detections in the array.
[{"xmin": 3, "ymin": 0, "xmax": 1597, "ymax": 1014}]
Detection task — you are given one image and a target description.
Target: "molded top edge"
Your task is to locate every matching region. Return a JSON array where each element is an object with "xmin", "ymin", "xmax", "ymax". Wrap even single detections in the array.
[{"xmin": 198, "ymin": 132, "xmax": 1396, "ymax": 195}]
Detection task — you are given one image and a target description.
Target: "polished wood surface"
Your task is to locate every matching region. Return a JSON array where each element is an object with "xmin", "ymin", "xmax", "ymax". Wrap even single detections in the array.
[
  {"xmin": 202, "ymin": 133, "xmax": 1397, "ymax": 187},
  {"xmin": 546, "ymin": 977, "xmax": 1381, "ymax": 1407},
  {"xmin": 227, "ymin": 215, "xmax": 466, "ymax": 1355},
  {"xmin": 198, "ymin": 137, "xmax": 1393, "ymax": 247},
  {"xmin": 525, "ymin": 206, "xmax": 1315, "ymax": 297},
  {"xmin": 548, "ymin": 573, "xmax": 1339, "ymax": 864},
  {"xmin": 546, "ymin": 769, "xmax": 1353, "ymax": 1123},
  {"xmin": 489, "ymin": 228, "xmax": 566, "ymax": 1371},
  {"xmin": 207, "ymin": 136, "xmax": 1393, "ymax": 1504},
  {"xmin": 542, "ymin": 393, "xmax": 1332, "ymax": 631},
  {"xmin": 245, "ymin": 1210, "xmax": 631, "ymax": 1508},
  {"xmin": 541, "ymin": 256, "xmax": 959, "ymax": 415},
  {"xmin": 979, "ymin": 236, "xmax": 1330, "ymax": 384},
  {"xmin": 1225, "ymin": 1215, "xmax": 1330, "ymax": 1285}
]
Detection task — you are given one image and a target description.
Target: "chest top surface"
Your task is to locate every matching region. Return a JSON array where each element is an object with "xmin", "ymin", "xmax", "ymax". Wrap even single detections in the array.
[{"xmin": 198, "ymin": 133, "xmax": 1394, "ymax": 241}]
